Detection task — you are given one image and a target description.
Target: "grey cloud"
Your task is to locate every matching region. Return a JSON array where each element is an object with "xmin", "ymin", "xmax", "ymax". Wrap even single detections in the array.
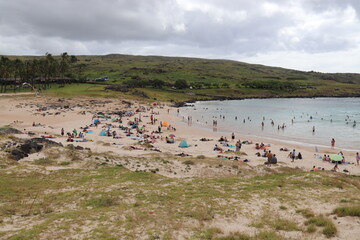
[
  {"xmin": 0, "ymin": 0, "xmax": 183, "ymax": 41},
  {"xmin": 0, "ymin": 0, "xmax": 360, "ymax": 72}
]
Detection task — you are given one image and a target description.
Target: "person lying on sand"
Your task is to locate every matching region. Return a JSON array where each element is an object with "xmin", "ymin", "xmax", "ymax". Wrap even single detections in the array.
[
  {"xmin": 200, "ymin": 138, "xmax": 213, "ymax": 141},
  {"xmin": 213, "ymin": 144, "xmax": 223, "ymax": 153},
  {"xmin": 175, "ymin": 152, "xmax": 191, "ymax": 157}
]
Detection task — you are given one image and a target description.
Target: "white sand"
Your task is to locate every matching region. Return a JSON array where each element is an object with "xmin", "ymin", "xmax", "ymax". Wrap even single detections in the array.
[{"xmin": 1, "ymin": 95, "xmax": 359, "ymax": 176}]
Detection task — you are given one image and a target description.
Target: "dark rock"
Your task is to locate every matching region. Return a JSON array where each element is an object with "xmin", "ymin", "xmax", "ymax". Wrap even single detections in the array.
[
  {"xmin": 67, "ymin": 144, "xmax": 75, "ymax": 149},
  {"xmin": 30, "ymin": 138, "xmax": 63, "ymax": 147},
  {"xmin": 20, "ymin": 141, "xmax": 43, "ymax": 154},
  {"xmin": 10, "ymin": 149, "xmax": 28, "ymax": 161},
  {"xmin": 0, "ymin": 127, "xmax": 23, "ymax": 135},
  {"xmin": 75, "ymin": 146, "xmax": 84, "ymax": 150}
]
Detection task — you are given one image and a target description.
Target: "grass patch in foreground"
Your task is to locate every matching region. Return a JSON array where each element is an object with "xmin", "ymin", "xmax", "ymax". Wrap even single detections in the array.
[
  {"xmin": 271, "ymin": 218, "xmax": 299, "ymax": 231},
  {"xmin": 195, "ymin": 229, "xmax": 284, "ymax": 240},
  {"xmin": 333, "ymin": 205, "xmax": 360, "ymax": 217},
  {"xmin": 85, "ymin": 197, "xmax": 118, "ymax": 208},
  {"xmin": 33, "ymin": 157, "xmax": 54, "ymax": 165},
  {"xmin": 304, "ymin": 215, "xmax": 337, "ymax": 238}
]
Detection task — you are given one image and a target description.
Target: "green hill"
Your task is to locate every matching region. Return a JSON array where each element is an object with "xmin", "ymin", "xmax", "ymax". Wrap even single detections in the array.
[{"xmin": 3, "ymin": 54, "xmax": 360, "ymax": 101}]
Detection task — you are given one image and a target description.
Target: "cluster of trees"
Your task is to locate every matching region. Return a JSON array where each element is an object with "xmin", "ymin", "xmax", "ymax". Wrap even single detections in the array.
[
  {"xmin": 124, "ymin": 77, "xmax": 190, "ymax": 89},
  {"xmin": 0, "ymin": 53, "xmax": 84, "ymax": 93},
  {"xmin": 243, "ymin": 80, "xmax": 299, "ymax": 91},
  {"xmin": 124, "ymin": 77, "xmax": 167, "ymax": 88},
  {"xmin": 124, "ymin": 77, "xmax": 232, "ymax": 90}
]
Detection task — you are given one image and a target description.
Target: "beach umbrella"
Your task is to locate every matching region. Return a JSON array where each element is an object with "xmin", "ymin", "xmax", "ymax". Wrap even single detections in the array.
[
  {"xmin": 169, "ymin": 134, "xmax": 176, "ymax": 138},
  {"xmin": 329, "ymin": 154, "xmax": 343, "ymax": 162}
]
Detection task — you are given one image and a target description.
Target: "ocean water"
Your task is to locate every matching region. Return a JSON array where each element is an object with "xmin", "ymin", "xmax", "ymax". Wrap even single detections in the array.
[{"xmin": 180, "ymin": 98, "xmax": 360, "ymax": 151}]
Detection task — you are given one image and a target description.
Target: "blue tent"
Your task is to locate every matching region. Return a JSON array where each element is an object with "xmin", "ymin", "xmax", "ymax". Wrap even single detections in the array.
[
  {"xmin": 178, "ymin": 140, "xmax": 189, "ymax": 148},
  {"xmin": 99, "ymin": 130, "xmax": 106, "ymax": 136}
]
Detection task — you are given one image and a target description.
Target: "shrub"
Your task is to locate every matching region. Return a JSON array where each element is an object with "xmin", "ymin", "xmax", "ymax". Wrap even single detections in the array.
[
  {"xmin": 59, "ymin": 161, "xmax": 70, "ymax": 166},
  {"xmin": 304, "ymin": 215, "xmax": 337, "ymax": 238},
  {"xmin": 333, "ymin": 206, "xmax": 360, "ymax": 217},
  {"xmin": 256, "ymin": 231, "xmax": 284, "ymax": 240},
  {"xmin": 183, "ymin": 160, "xmax": 195, "ymax": 165},
  {"xmin": 174, "ymin": 79, "xmax": 188, "ymax": 89},
  {"xmin": 271, "ymin": 218, "xmax": 298, "ymax": 231},
  {"xmin": 323, "ymin": 223, "xmax": 337, "ymax": 238},
  {"xmin": 296, "ymin": 209, "xmax": 314, "ymax": 218},
  {"xmin": 215, "ymin": 232, "xmax": 251, "ymax": 240},
  {"xmin": 85, "ymin": 197, "xmax": 117, "ymax": 208},
  {"xmin": 305, "ymin": 217, "xmax": 327, "ymax": 227},
  {"xmin": 34, "ymin": 157, "xmax": 54, "ymax": 165},
  {"xmin": 306, "ymin": 224, "xmax": 316, "ymax": 233}
]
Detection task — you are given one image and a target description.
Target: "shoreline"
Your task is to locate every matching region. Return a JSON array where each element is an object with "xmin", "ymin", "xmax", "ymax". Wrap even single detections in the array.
[
  {"xmin": 173, "ymin": 95, "xmax": 360, "ymax": 107},
  {"xmin": 0, "ymin": 95, "xmax": 359, "ymax": 176},
  {"xmin": 179, "ymin": 119, "xmax": 359, "ymax": 152}
]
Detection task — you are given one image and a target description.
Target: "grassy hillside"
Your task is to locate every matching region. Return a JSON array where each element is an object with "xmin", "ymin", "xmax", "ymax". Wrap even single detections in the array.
[
  {"xmin": 5, "ymin": 54, "xmax": 360, "ymax": 102},
  {"xmin": 1, "ymin": 146, "xmax": 359, "ymax": 239}
]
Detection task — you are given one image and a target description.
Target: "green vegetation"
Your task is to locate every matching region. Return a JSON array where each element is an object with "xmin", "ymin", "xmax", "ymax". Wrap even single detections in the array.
[
  {"xmin": 0, "ymin": 162, "xmax": 358, "ymax": 239},
  {"xmin": 33, "ymin": 157, "xmax": 54, "ymax": 165},
  {"xmin": 2, "ymin": 54, "xmax": 360, "ymax": 102},
  {"xmin": 333, "ymin": 205, "xmax": 360, "ymax": 217},
  {"xmin": 0, "ymin": 53, "xmax": 80, "ymax": 93},
  {"xmin": 303, "ymin": 214, "xmax": 337, "ymax": 238}
]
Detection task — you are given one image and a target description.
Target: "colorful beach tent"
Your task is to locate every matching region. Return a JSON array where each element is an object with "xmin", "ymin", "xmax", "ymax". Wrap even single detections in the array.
[
  {"xmin": 99, "ymin": 130, "xmax": 106, "ymax": 136},
  {"xmin": 178, "ymin": 140, "xmax": 189, "ymax": 148},
  {"xmin": 162, "ymin": 121, "xmax": 168, "ymax": 127}
]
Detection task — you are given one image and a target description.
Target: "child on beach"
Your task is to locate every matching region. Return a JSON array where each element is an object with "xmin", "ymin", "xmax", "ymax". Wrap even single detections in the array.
[
  {"xmin": 332, "ymin": 163, "xmax": 339, "ymax": 172},
  {"xmin": 356, "ymin": 152, "xmax": 360, "ymax": 166},
  {"xmin": 331, "ymin": 138, "xmax": 335, "ymax": 149},
  {"xmin": 291, "ymin": 149, "xmax": 296, "ymax": 162}
]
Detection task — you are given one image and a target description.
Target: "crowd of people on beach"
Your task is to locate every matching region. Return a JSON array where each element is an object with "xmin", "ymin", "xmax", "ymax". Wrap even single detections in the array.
[{"xmin": 22, "ymin": 99, "xmax": 360, "ymax": 174}]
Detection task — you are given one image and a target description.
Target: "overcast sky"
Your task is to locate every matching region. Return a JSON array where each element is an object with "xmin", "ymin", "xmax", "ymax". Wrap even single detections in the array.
[{"xmin": 1, "ymin": 0, "xmax": 360, "ymax": 73}]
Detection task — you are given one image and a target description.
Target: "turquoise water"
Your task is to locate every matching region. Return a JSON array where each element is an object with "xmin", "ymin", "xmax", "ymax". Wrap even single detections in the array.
[{"xmin": 181, "ymin": 98, "xmax": 360, "ymax": 151}]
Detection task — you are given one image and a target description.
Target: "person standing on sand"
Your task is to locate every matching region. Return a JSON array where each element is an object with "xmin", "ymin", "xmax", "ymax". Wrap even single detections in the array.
[
  {"xmin": 331, "ymin": 138, "xmax": 335, "ymax": 149},
  {"xmin": 267, "ymin": 150, "xmax": 273, "ymax": 163},
  {"xmin": 356, "ymin": 152, "xmax": 360, "ymax": 166},
  {"xmin": 291, "ymin": 149, "xmax": 296, "ymax": 162},
  {"xmin": 235, "ymin": 140, "xmax": 242, "ymax": 152},
  {"xmin": 231, "ymin": 132, "xmax": 235, "ymax": 141},
  {"xmin": 61, "ymin": 128, "xmax": 64, "ymax": 136}
]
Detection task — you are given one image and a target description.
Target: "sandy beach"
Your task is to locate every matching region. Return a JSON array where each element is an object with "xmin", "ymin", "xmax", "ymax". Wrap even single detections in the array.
[
  {"xmin": 1, "ymin": 94, "xmax": 360, "ymax": 240},
  {"xmin": 1, "ymin": 95, "xmax": 359, "ymax": 176}
]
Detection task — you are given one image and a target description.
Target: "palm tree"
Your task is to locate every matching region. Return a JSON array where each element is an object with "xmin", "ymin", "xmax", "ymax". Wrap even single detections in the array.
[
  {"xmin": 0, "ymin": 56, "xmax": 11, "ymax": 93},
  {"xmin": 59, "ymin": 52, "xmax": 70, "ymax": 87},
  {"xmin": 12, "ymin": 59, "xmax": 24, "ymax": 92}
]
